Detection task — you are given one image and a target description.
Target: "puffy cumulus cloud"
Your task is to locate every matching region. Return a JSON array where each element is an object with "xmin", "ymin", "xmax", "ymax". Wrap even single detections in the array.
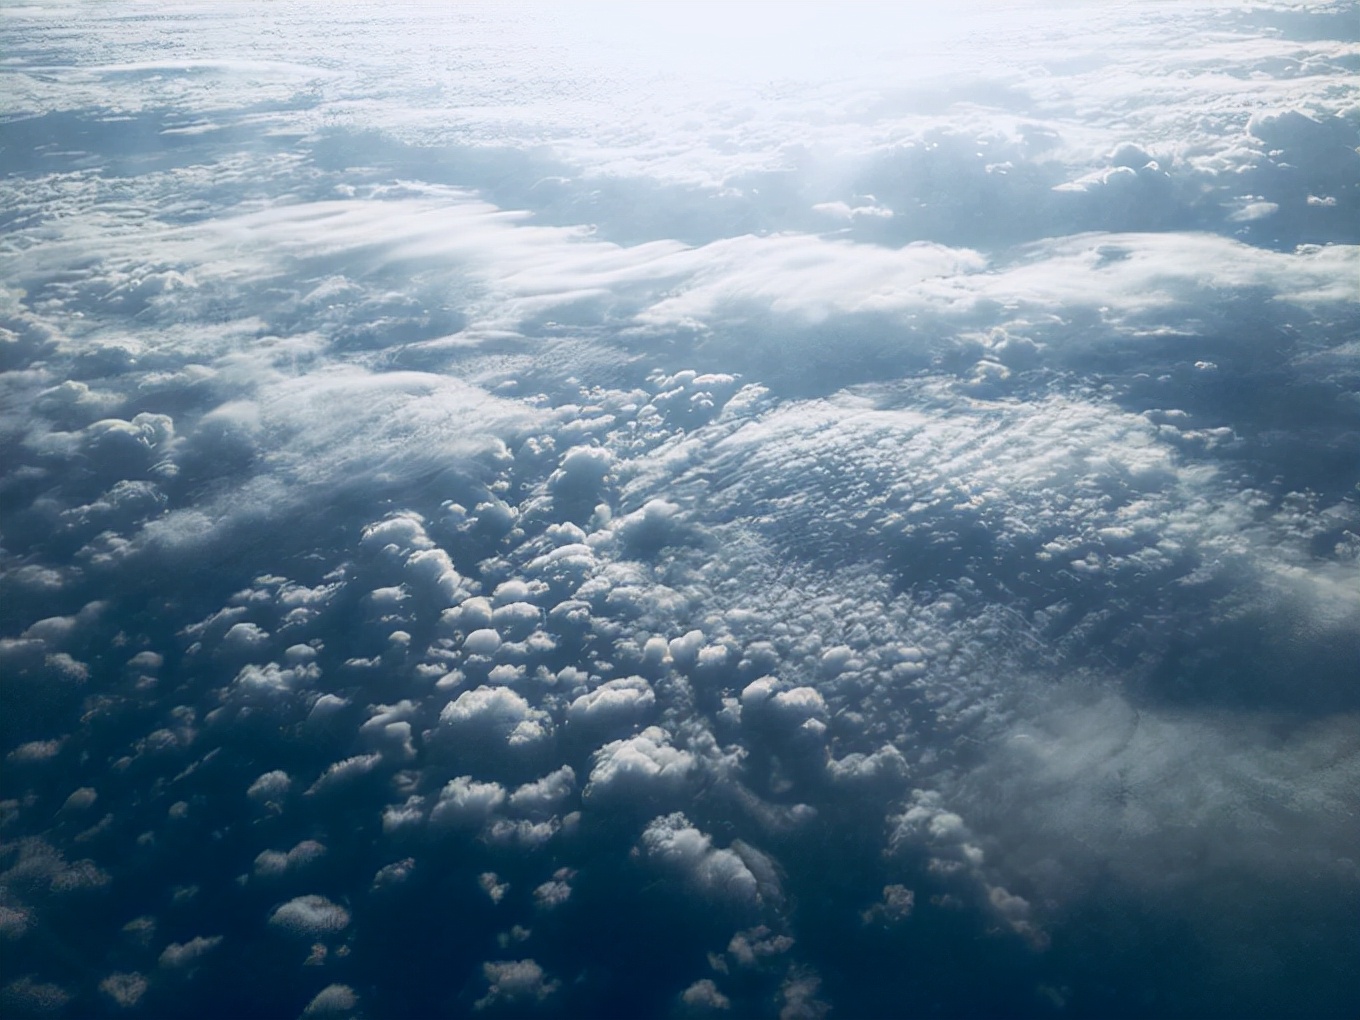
[
  {"xmin": 827, "ymin": 745, "xmax": 908, "ymax": 788},
  {"xmin": 507, "ymin": 765, "xmax": 576, "ymax": 819},
  {"xmin": 25, "ymin": 412, "xmax": 178, "ymax": 482},
  {"xmin": 14, "ymin": 359, "xmax": 537, "ymax": 572},
  {"xmin": 635, "ymin": 813, "xmax": 762, "ymax": 908},
  {"xmin": 491, "ymin": 601, "xmax": 540, "ymax": 641},
  {"xmin": 429, "ymin": 776, "xmax": 506, "ymax": 829},
  {"xmin": 609, "ymin": 498, "xmax": 685, "ymax": 557},
  {"xmin": 360, "ymin": 512, "xmax": 435, "ymax": 555},
  {"xmin": 474, "ymin": 959, "xmax": 560, "ymax": 1012},
  {"xmin": 247, "ymin": 769, "xmax": 293, "ymax": 804},
  {"xmin": 740, "ymin": 680, "xmax": 827, "ymax": 740},
  {"xmin": 584, "ymin": 727, "xmax": 697, "ymax": 803},
  {"xmin": 371, "ymin": 857, "xmax": 416, "ymax": 893},
  {"xmin": 358, "ymin": 700, "xmax": 418, "ymax": 762},
  {"xmin": 485, "ymin": 817, "xmax": 562, "ymax": 851},
  {"xmin": 361, "ymin": 514, "xmax": 475, "ymax": 610},
  {"xmin": 888, "ymin": 790, "xmax": 986, "ymax": 869},
  {"xmin": 533, "ymin": 869, "xmax": 574, "ymax": 911},
  {"xmin": 479, "ymin": 872, "xmax": 509, "ymax": 904},
  {"xmin": 268, "ymin": 895, "xmax": 351, "ymax": 939},
  {"xmin": 436, "ymin": 686, "xmax": 552, "ymax": 750},
  {"xmin": 726, "ymin": 925, "xmax": 794, "ymax": 969},
  {"xmin": 566, "ymin": 675, "xmax": 656, "ymax": 730},
  {"xmin": 885, "ymin": 789, "xmax": 1048, "ymax": 948},
  {"xmin": 549, "ymin": 445, "xmax": 615, "ymax": 498},
  {"xmin": 228, "ymin": 660, "xmax": 320, "ymax": 704}
]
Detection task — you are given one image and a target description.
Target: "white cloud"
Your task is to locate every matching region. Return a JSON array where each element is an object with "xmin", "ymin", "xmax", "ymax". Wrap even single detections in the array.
[
  {"xmin": 636, "ymin": 812, "xmax": 761, "ymax": 907},
  {"xmin": 429, "ymin": 776, "xmax": 506, "ymax": 829},
  {"xmin": 727, "ymin": 925, "xmax": 794, "ymax": 969},
  {"xmin": 533, "ymin": 877, "xmax": 572, "ymax": 910},
  {"xmin": 508, "ymin": 765, "xmax": 576, "ymax": 818},
  {"xmin": 253, "ymin": 840, "xmax": 327, "ymax": 880},
  {"xmin": 437, "ymin": 686, "xmax": 553, "ymax": 749},
  {"xmin": 306, "ymin": 754, "xmax": 381, "ymax": 797},
  {"xmin": 3, "ymin": 4, "xmax": 1358, "ymax": 1017},
  {"xmin": 585, "ymin": 727, "xmax": 696, "ymax": 802},
  {"xmin": 247, "ymin": 770, "xmax": 292, "ymax": 803},
  {"xmin": 566, "ymin": 676, "xmax": 656, "ymax": 729},
  {"xmin": 268, "ymin": 895, "xmax": 351, "ymax": 938}
]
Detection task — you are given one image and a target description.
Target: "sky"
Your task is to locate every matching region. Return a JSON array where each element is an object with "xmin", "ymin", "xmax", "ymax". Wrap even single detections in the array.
[{"xmin": 1, "ymin": 2, "xmax": 1359, "ymax": 1017}]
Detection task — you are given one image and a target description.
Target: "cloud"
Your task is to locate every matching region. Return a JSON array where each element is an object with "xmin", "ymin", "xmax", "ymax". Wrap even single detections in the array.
[
  {"xmin": 98, "ymin": 972, "xmax": 147, "ymax": 1009},
  {"xmin": 585, "ymin": 727, "xmax": 696, "ymax": 803},
  {"xmin": 508, "ymin": 766, "xmax": 576, "ymax": 819},
  {"xmin": 300, "ymin": 984, "xmax": 360, "ymax": 1018},
  {"xmin": 253, "ymin": 840, "xmax": 327, "ymax": 880},
  {"xmin": 1, "ymin": 977, "xmax": 71, "ymax": 1015},
  {"xmin": 159, "ymin": 934, "xmax": 224, "ymax": 969},
  {"xmin": 474, "ymin": 959, "xmax": 559, "ymax": 1011},
  {"xmin": 247, "ymin": 769, "xmax": 292, "ymax": 803},
  {"xmin": 860, "ymin": 884, "xmax": 915, "ymax": 926},
  {"xmin": 430, "ymin": 776, "xmax": 506, "ymax": 829},
  {"xmin": 436, "ymin": 686, "xmax": 553, "ymax": 751},
  {"xmin": 679, "ymin": 979, "xmax": 730, "ymax": 1013},
  {"xmin": 566, "ymin": 676, "xmax": 656, "ymax": 730},
  {"xmin": 305, "ymin": 754, "xmax": 381, "ymax": 797},
  {"xmin": 635, "ymin": 813, "xmax": 761, "ymax": 908},
  {"xmin": 268, "ymin": 896, "xmax": 351, "ymax": 938},
  {"xmin": 3, "ymin": 4, "xmax": 1359, "ymax": 1019}
]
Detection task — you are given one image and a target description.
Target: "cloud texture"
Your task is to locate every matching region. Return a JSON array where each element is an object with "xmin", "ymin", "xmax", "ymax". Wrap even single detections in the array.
[{"xmin": 2, "ymin": 2, "xmax": 1358, "ymax": 1017}]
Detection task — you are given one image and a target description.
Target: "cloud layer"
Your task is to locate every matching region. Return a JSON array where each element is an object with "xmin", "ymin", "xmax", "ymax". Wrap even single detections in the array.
[{"xmin": 2, "ymin": 2, "xmax": 1358, "ymax": 1017}]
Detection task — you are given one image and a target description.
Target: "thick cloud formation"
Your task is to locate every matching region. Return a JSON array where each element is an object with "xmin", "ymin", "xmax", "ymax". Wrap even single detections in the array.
[{"xmin": 2, "ymin": 2, "xmax": 1358, "ymax": 1018}]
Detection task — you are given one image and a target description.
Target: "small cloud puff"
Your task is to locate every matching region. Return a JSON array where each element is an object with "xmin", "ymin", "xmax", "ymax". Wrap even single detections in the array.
[
  {"xmin": 254, "ymin": 839, "xmax": 327, "ymax": 879},
  {"xmin": 474, "ymin": 959, "xmax": 559, "ymax": 1011},
  {"xmin": 300, "ymin": 984, "xmax": 360, "ymax": 1018},
  {"xmin": 159, "ymin": 934, "xmax": 224, "ymax": 969},
  {"xmin": 679, "ymin": 978, "xmax": 731, "ymax": 1013},
  {"xmin": 860, "ymin": 884, "xmax": 915, "ymax": 926},
  {"xmin": 98, "ymin": 971, "xmax": 148, "ymax": 1008},
  {"xmin": 268, "ymin": 895, "xmax": 351, "ymax": 938}
]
